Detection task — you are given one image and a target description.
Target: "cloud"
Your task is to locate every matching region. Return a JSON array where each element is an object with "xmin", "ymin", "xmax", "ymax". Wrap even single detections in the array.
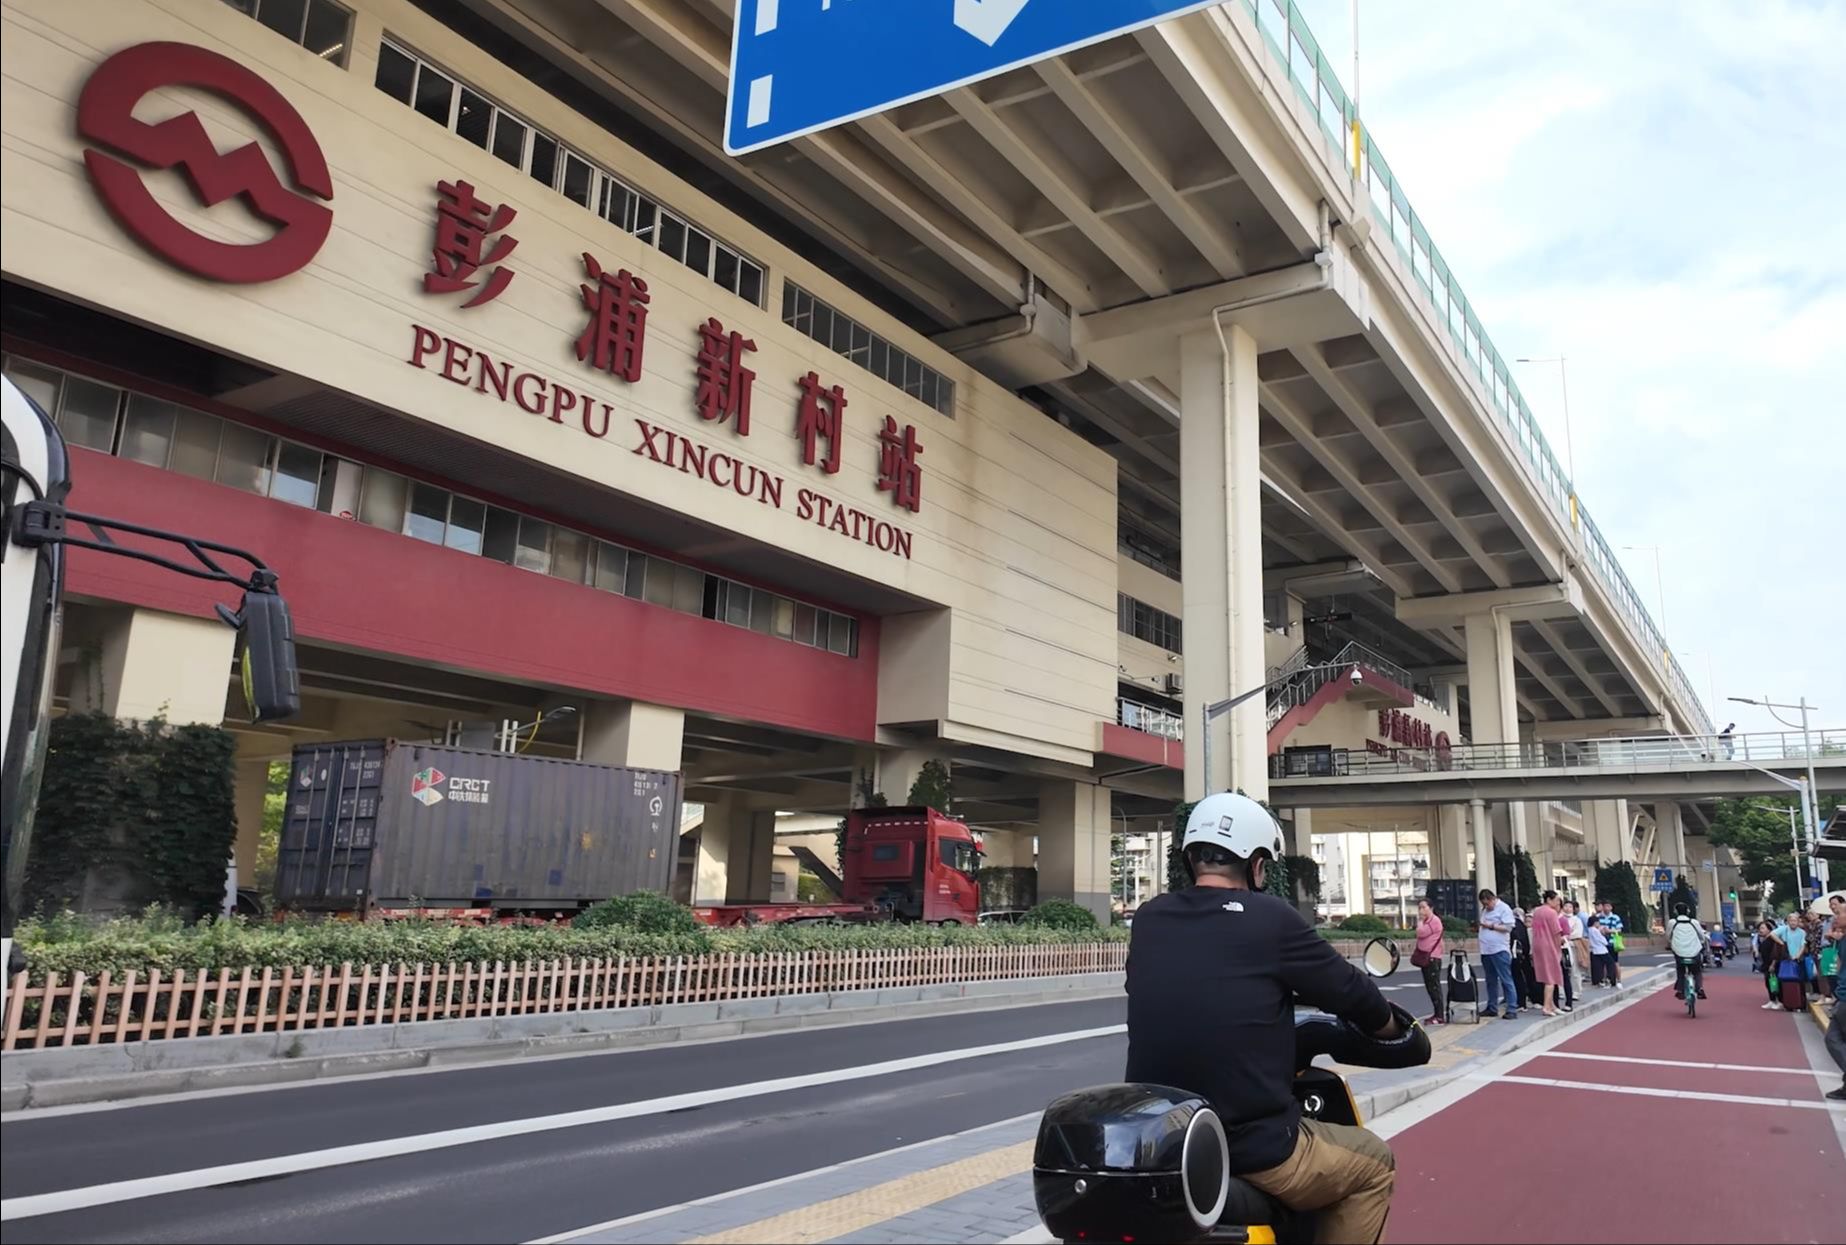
[{"xmin": 1289, "ymin": 0, "xmax": 1845, "ymax": 734}]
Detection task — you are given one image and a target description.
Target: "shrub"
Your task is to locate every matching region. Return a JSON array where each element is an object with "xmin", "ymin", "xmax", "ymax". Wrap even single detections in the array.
[
  {"xmin": 574, "ymin": 890, "xmax": 702, "ymax": 936},
  {"xmin": 1022, "ymin": 899, "xmax": 1099, "ymax": 931},
  {"xmin": 1441, "ymin": 914, "xmax": 1469, "ymax": 936},
  {"xmin": 1337, "ymin": 913, "xmax": 1391, "ymax": 934},
  {"xmin": 11, "ymin": 907, "xmax": 1128, "ymax": 982}
]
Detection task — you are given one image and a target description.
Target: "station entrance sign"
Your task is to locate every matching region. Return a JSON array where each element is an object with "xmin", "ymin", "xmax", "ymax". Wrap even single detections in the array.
[{"xmin": 725, "ymin": 0, "xmax": 1222, "ymax": 155}]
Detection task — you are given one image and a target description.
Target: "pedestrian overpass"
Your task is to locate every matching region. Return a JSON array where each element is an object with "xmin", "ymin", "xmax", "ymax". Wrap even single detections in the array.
[{"xmin": 1265, "ymin": 728, "xmax": 1846, "ymax": 808}]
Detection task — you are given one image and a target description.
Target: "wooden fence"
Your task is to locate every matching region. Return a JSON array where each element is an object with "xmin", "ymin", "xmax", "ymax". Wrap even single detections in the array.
[{"xmin": 0, "ymin": 943, "xmax": 1127, "ymax": 1050}]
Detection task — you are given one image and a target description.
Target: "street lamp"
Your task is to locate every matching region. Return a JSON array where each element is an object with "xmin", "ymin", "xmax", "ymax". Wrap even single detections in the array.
[
  {"xmin": 1515, "ymin": 355, "xmax": 1577, "ymax": 527},
  {"xmin": 1620, "ymin": 545, "xmax": 1667, "ymax": 639},
  {"xmin": 1729, "ymin": 694, "xmax": 1824, "ymax": 899},
  {"xmin": 1200, "ymin": 664, "xmax": 1364, "ymax": 796}
]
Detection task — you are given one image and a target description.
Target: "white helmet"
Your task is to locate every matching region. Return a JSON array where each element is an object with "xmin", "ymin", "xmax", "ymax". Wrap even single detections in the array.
[{"xmin": 1181, "ymin": 792, "xmax": 1284, "ymax": 863}]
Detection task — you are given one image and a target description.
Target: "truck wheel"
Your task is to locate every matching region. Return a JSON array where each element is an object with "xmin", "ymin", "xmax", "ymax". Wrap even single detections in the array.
[{"xmin": 936, "ymin": 919, "xmax": 962, "ymax": 927}]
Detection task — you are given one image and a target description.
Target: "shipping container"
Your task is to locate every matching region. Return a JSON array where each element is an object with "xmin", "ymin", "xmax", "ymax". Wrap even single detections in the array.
[{"xmin": 276, "ymin": 740, "xmax": 681, "ymax": 911}]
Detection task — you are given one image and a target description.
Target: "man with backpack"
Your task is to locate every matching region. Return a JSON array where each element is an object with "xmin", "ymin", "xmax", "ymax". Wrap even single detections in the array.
[{"xmin": 1667, "ymin": 904, "xmax": 1707, "ymax": 1001}]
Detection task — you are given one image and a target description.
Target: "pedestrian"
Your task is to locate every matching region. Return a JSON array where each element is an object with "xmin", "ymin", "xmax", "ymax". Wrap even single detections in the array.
[
  {"xmin": 1718, "ymin": 722, "xmax": 1735, "ymax": 760},
  {"xmin": 1586, "ymin": 910, "xmax": 1612, "ymax": 986},
  {"xmin": 1594, "ymin": 900, "xmax": 1625, "ymax": 986},
  {"xmin": 1414, "ymin": 898, "xmax": 1446, "ymax": 1025},
  {"xmin": 1821, "ymin": 892, "xmax": 1844, "ymax": 1001},
  {"xmin": 1564, "ymin": 900, "xmax": 1590, "ymax": 1005},
  {"xmin": 1530, "ymin": 891, "xmax": 1566, "ymax": 1016},
  {"xmin": 1758, "ymin": 919, "xmax": 1786, "ymax": 1009},
  {"xmin": 1511, "ymin": 907, "xmax": 1537, "ymax": 1011},
  {"xmin": 1477, "ymin": 888, "xmax": 1520, "ymax": 1020},
  {"xmin": 1824, "ymin": 897, "xmax": 1846, "ymax": 1101}
]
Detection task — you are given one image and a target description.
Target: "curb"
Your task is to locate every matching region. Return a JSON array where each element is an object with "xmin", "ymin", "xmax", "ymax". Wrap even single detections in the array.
[
  {"xmin": 1352, "ymin": 964, "xmax": 1665, "ymax": 1123},
  {"xmin": 1, "ymin": 973, "xmax": 1125, "ymax": 1112}
]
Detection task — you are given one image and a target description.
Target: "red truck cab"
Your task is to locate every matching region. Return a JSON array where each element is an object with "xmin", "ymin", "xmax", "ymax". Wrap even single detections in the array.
[{"xmin": 842, "ymin": 806, "xmax": 981, "ymax": 924}]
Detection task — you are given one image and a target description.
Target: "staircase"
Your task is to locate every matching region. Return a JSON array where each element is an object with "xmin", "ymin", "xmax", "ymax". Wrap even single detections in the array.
[{"xmin": 1265, "ymin": 640, "xmax": 1414, "ymax": 743}]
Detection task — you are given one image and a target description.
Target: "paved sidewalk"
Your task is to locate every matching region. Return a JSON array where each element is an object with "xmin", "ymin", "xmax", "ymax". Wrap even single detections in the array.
[{"xmin": 544, "ymin": 965, "xmax": 1667, "ymax": 1245}]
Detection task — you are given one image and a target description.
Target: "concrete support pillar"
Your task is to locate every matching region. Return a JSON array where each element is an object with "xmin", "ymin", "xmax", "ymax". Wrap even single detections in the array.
[
  {"xmin": 1179, "ymin": 325, "xmax": 1267, "ymax": 802},
  {"xmin": 1462, "ymin": 610, "xmax": 1525, "ymax": 852},
  {"xmin": 1470, "ymin": 798, "xmax": 1493, "ymax": 895},
  {"xmin": 1037, "ymin": 780, "xmax": 1111, "ymax": 921},
  {"xmin": 877, "ymin": 748, "xmax": 948, "ymax": 808},
  {"xmin": 580, "ymin": 700, "xmax": 684, "ymax": 772},
  {"xmin": 1283, "ymin": 809, "xmax": 1313, "ymax": 859},
  {"xmin": 692, "ymin": 801, "xmax": 777, "ymax": 904},
  {"xmin": 232, "ymin": 756, "xmax": 272, "ymax": 889},
  {"xmin": 1654, "ymin": 802, "xmax": 1687, "ymax": 870},
  {"xmin": 1586, "ymin": 800, "xmax": 1633, "ymax": 866},
  {"xmin": 1436, "ymin": 805, "xmax": 1468, "ymax": 881},
  {"xmin": 69, "ymin": 608, "xmax": 235, "ymax": 725}
]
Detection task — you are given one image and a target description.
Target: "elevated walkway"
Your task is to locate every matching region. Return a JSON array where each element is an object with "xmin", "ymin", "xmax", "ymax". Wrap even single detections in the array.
[{"xmin": 1267, "ymin": 729, "xmax": 1846, "ymax": 808}]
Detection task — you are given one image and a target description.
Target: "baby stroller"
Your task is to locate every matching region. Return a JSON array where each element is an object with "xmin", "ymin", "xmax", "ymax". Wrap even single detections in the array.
[{"xmin": 1445, "ymin": 948, "xmax": 1480, "ymax": 1023}]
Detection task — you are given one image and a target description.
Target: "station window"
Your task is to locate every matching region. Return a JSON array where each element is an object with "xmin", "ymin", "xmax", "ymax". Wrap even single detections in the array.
[
  {"xmin": 3, "ymin": 356, "xmax": 863, "ymax": 663},
  {"xmin": 222, "ymin": 0, "xmax": 351, "ymax": 66},
  {"xmin": 1118, "ymin": 593, "xmax": 1182, "ymax": 654},
  {"xmin": 375, "ymin": 40, "xmax": 766, "ymax": 306},
  {"xmin": 782, "ymin": 284, "xmax": 954, "ymax": 416}
]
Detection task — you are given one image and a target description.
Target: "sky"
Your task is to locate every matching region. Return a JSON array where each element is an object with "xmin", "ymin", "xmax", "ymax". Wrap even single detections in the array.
[{"xmin": 1286, "ymin": 0, "xmax": 1845, "ymax": 739}]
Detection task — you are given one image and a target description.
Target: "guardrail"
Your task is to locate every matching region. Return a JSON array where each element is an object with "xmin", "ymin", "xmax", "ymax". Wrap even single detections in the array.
[
  {"xmin": 1270, "ymin": 728, "xmax": 1846, "ymax": 779},
  {"xmin": 0, "ymin": 943, "xmax": 1129, "ymax": 1051},
  {"xmin": 1118, "ymin": 696, "xmax": 1184, "ymax": 739},
  {"xmin": 1236, "ymin": 0, "xmax": 1712, "ymax": 738}
]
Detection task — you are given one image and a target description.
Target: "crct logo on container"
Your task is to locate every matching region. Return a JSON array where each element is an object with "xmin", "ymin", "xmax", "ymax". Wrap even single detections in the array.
[{"xmin": 411, "ymin": 767, "xmax": 446, "ymax": 806}]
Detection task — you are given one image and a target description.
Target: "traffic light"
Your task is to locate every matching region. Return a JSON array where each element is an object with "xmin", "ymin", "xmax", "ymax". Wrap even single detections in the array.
[{"xmin": 1727, "ymin": 888, "xmax": 1738, "ymax": 902}]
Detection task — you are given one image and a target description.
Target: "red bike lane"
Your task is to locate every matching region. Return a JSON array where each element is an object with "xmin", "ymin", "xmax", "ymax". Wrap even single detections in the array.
[{"xmin": 1384, "ymin": 968, "xmax": 1843, "ymax": 1244}]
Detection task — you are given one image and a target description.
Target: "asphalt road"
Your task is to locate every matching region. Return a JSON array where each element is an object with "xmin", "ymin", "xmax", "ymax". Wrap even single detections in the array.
[{"xmin": 0, "ymin": 962, "xmax": 1446, "ymax": 1244}]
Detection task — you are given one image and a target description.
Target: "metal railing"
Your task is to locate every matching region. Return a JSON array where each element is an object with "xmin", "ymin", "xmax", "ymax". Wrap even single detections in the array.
[
  {"xmin": 1234, "ymin": 0, "xmax": 1712, "ymax": 738},
  {"xmin": 1270, "ymin": 728, "xmax": 1846, "ymax": 779},
  {"xmin": 1265, "ymin": 640, "xmax": 1414, "ymax": 729},
  {"xmin": 1118, "ymin": 696, "xmax": 1185, "ymax": 740}
]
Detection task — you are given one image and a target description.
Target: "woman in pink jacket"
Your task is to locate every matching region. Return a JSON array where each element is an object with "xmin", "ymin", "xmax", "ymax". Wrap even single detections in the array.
[{"xmin": 1415, "ymin": 898, "xmax": 1447, "ymax": 1024}]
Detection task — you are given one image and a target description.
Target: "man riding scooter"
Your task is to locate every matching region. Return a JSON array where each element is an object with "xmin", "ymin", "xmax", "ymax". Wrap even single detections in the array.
[
  {"xmin": 1124, "ymin": 792, "xmax": 1404, "ymax": 1244},
  {"xmin": 1667, "ymin": 903, "xmax": 1707, "ymax": 1001}
]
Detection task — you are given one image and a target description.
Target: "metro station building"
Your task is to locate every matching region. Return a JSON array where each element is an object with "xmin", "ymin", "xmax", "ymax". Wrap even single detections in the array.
[{"xmin": 1, "ymin": 0, "xmax": 1729, "ymax": 919}]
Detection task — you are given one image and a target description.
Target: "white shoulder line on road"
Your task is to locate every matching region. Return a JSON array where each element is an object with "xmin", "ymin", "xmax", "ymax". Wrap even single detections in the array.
[
  {"xmin": 1496, "ymin": 1074, "xmax": 1843, "ymax": 1111},
  {"xmin": 0, "ymin": 1025, "xmax": 1124, "ymax": 1224},
  {"xmin": 527, "ymin": 1111, "xmax": 1039, "ymax": 1244},
  {"xmin": 1536, "ymin": 1050, "xmax": 1834, "ymax": 1078}
]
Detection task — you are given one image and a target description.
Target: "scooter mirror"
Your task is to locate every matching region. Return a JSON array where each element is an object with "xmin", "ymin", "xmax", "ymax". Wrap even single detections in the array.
[{"xmin": 1361, "ymin": 936, "xmax": 1400, "ymax": 978}]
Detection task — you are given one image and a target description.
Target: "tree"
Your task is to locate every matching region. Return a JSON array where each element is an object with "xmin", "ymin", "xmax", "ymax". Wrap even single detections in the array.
[
  {"xmin": 1492, "ymin": 844, "xmax": 1540, "ymax": 910},
  {"xmin": 1708, "ymin": 796, "xmax": 1838, "ymax": 903},
  {"xmin": 907, "ymin": 760, "xmax": 952, "ymax": 813}
]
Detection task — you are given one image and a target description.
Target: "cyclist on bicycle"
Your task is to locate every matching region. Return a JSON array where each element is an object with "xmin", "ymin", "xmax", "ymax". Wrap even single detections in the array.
[{"xmin": 1667, "ymin": 904, "xmax": 1707, "ymax": 1000}]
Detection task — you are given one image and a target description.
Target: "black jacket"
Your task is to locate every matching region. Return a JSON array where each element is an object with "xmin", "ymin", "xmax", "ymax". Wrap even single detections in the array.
[{"xmin": 1123, "ymin": 886, "xmax": 1391, "ymax": 1173}]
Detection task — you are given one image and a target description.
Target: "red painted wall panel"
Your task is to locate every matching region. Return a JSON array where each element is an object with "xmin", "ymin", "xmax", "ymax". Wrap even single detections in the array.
[{"xmin": 61, "ymin": 449, "xmax": 878, "ymax": 740}]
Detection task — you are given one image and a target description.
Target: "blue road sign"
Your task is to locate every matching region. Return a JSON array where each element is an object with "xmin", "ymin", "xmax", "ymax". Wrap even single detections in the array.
[
  {"xmin": 1650, "ymin": 867, "xmax": 1674, "ymax": 893},
  {"xmin": 1720, "ymin": 900, "xmax": 1736, "ymax": 928},
  {"xmin": 726, "ymin": 0, "xmax": 1223, "ymax": 155}
]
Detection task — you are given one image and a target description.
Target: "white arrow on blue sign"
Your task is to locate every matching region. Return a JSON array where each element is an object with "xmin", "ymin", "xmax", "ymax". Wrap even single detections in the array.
[{"xmin": 725, "ymin": 0, "xmax": 1224, "ymax": 156}]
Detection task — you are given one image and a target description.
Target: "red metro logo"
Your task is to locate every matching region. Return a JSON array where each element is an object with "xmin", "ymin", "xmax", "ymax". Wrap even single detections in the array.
[{"xmin": 77, "ymin": 42, "xmax": 333, "ymax": 283}]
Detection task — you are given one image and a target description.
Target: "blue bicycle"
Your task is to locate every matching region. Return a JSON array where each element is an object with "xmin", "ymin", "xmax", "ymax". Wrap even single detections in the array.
[{"xmin": 1676, "ymin": 956, "xmax": 1700, "ymax": 1017}]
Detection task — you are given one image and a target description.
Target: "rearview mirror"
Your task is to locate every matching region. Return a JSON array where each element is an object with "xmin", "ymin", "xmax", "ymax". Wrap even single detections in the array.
[
  {"xmin": 1361, "ymin": 936, "xmax": 1400, "ymax": 978},
  {"xmin": 221, "ymin": 588, "xmax": 299, "ymax": 722}
]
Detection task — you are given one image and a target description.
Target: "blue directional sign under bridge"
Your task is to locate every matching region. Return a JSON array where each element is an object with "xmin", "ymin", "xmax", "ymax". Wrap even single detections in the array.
[{"xmin": 725, "ymin": 0, "xmax": 1223, "ymax": 155}]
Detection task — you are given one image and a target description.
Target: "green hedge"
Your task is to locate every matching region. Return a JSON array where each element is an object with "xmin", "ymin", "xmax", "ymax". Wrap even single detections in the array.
[
  {"xmin": 1335, "ymin": 913, "xmax": 1391, "ymax": 934},
  {"xmin": 1021, "ymin": 899, "xmax": 1099, "ymax": 931},
  {"xmin": 12, "ymin": 909, "xmax": 1129, "ymax": 983}
]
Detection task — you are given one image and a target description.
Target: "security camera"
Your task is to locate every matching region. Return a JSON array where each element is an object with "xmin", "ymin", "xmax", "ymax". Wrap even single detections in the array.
[{"xmin": 1349, "ymin": 667, "xmax": 1364, "ymax": 685}]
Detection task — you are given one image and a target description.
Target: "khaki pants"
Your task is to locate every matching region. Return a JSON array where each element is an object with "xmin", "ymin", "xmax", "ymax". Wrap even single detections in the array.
[{"xmin": 1241, "ymin": 1117, "xmax": 1396, "ymax": 1245}]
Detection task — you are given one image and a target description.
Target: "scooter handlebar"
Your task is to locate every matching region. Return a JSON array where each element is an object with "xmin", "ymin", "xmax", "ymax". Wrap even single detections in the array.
[{"xmin": 1293, "ymin": 1001, "xmax": 1430, "ymax": 1073}]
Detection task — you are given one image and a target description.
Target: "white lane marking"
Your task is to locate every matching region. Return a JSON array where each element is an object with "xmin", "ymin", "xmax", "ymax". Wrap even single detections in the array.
[
  {"xmin": 746, "ymin": 75, "xmax": 773, "ymax": 127},
  {"xmin": 754, "ymin": 0, "xmax": 779, "ymax": 36},
  {"xmin": 1497, "ymin": 1075, "xmax": 1843, "ymax": 1111},
  {"xmin": 1367, "ymin": 969, "xmax": 1663, "ymax": 1140},
  {"xmin": 1534, "ymin": 1050, "xmax": 1834, "ymax": 1078},
  {"xmin": 529, "ymin": 1112, "xmax": 1039, "ymax": 1244},
  {"xmin": 4, "ymin": 991, "xmax": 1127, "ymax": 1122},
  {"xmin": 0, "ymin": 1026, "xmax": 1124, "ymax": 1223}
]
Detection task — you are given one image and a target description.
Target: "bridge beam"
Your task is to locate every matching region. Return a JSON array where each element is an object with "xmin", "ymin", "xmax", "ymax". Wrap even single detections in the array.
[
  {"xmin": 1530, "ymin": 716, "xmax": 1664, "ymax": 741},
  {"xmin": 1396, "ymin": 582, "xmax": 1583, "ymax": 627}
]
